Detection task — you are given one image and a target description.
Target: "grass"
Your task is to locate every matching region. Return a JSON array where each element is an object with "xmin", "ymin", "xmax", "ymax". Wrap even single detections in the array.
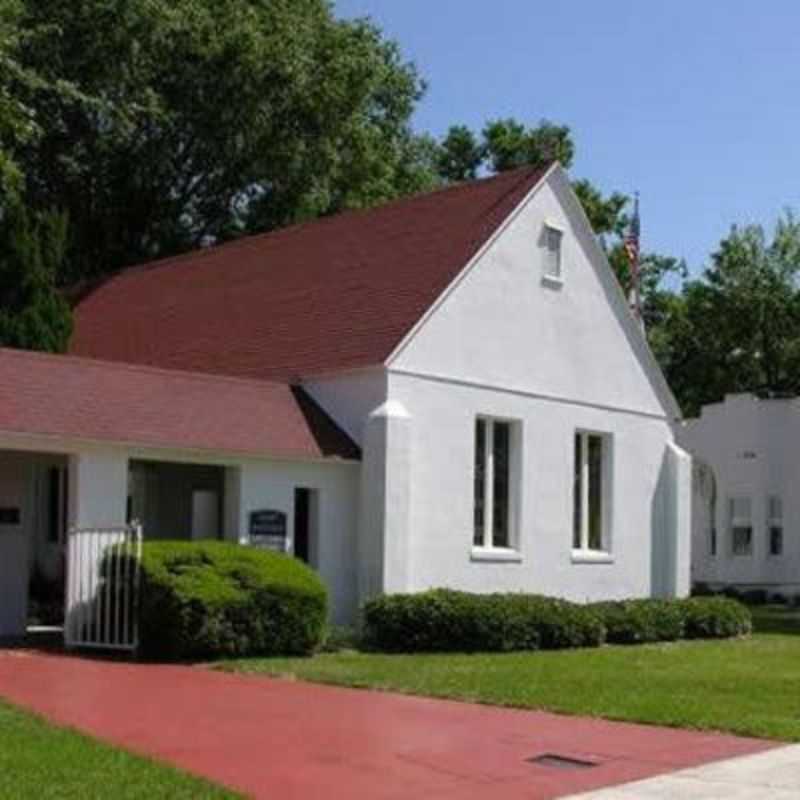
[
  {"xmin": 221, "ymin": 604, "xmax": 800, "ymax": 742},
  {"xmin": 0, "ymin": 700, "xmax": 239, "ymax": 799}
]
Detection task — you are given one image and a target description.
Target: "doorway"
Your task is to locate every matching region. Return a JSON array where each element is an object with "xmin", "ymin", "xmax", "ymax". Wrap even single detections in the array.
[
  {"xmin": 293, "ymin": 488, "xmax": 318, "ymax": 566},
  {"xmin": 0, "ymin": 450, "xmax": 68, "ymax": 640}
]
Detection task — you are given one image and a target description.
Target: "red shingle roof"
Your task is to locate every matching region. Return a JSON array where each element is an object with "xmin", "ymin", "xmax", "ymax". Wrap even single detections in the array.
[
  {"xmin": 71, "ymin": 165, "xmax": 552, "ymax": 381},
  {"xmin": 0, "ymin": 348, "xmax": 359, "ymax": 460}
]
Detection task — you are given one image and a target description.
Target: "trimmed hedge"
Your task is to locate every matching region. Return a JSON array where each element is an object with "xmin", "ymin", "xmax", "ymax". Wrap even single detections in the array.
[
  {"xmin": 108, "ymin": 540, "xmax": 327, "ymax": 661},
  {"xmin": 681, "ymin": 596, "xmax": 752, "ymax": 639},
  {"xmin": 589, "ymin": 599, "xmax": 687, "ymax": 644},
  {"xmin": 362, "ymin": 590, "xmax": 751, "ymax": 653},
  {"xmin": 362, "ymin": 589, "xmax": 605, "ymax": 653}
]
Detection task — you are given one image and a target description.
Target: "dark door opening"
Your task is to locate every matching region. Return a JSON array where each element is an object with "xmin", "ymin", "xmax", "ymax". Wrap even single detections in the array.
[{"xmin": 294, "ymin": 488, "xmax": 310, "ymax": 564}]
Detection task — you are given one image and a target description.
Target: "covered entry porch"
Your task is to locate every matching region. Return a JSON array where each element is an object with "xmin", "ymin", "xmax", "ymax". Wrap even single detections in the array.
[
  {"xmin": 0, "ymin": 347, "xmax": 360, "ymax": 640},
  {"xmin": 0, "ymin": 443, "xmax": 242, "ymax": 640}
]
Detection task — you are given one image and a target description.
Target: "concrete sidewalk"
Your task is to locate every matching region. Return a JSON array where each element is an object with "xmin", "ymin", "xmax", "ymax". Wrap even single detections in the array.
[{"xmin": 567, "ymin": 744, "xmax": 800, "ymax": 799}]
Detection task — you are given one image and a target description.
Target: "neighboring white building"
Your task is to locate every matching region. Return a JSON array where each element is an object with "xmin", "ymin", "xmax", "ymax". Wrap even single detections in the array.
[
  {"xmin": 679, "ymin": 393, "xmax": 800, "ymax": 597},
  {"xmin": 0, "ymin": 163, "xmax": 691, "ymax": 639}
]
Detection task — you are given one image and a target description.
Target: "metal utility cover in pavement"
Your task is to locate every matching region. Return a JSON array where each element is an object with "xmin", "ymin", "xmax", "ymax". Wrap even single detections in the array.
[{"xmin": 527, "ymin": 753, "xmax": 599, "ymax": 770}]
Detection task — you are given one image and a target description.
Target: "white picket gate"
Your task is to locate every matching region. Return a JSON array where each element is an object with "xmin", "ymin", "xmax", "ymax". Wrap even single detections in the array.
[{"xmin": 64, "ymin": 524, "xmax": 142, "ymax": 652}]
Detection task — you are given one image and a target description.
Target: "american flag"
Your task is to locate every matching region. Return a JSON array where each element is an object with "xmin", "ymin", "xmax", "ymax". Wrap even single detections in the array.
[{"xmin": 624, "ymin": 193, "xmax": 642, "ymax": 320}]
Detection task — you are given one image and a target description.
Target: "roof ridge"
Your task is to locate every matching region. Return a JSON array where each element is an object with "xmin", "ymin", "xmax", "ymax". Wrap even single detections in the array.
[
  {"xmin": 0, "ymin": 347, "xmax": 291, "ymax": 390},
  {"xmin": 88, "ymin": 164, "xmax": 553, "ymax": 283}
]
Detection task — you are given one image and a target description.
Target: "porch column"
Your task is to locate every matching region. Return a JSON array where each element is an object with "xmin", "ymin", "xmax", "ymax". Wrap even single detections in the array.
[{"xmin": 68, "ymin": 451, "xmax": 129, "ymax": 529}]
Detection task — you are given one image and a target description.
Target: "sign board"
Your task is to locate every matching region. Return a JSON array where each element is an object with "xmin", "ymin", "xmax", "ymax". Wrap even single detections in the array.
[{"xmin": 249, "ymin": 509, "xmax": 288, "ymax": 552}]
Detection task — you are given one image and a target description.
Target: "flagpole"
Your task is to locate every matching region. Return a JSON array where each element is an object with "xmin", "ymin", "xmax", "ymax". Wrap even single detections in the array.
[{"xmin": 625, "ymin": 192, "xmax": 643, "ymax": 327}]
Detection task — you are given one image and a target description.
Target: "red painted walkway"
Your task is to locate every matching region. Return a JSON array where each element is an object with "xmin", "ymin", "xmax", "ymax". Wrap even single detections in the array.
[{"xmin": 0, "ymin": 650, "xmax": 774, "ymax": 799}]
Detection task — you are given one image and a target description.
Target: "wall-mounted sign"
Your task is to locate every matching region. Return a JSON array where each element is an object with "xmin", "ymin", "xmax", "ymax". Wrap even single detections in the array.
[
  {"xmin": 0, "ymin": 507, "xmax": 21, "ymax": 525},
  {"xmin": 249, "ymin": 509, "xmax": 288, "ymax": 552}
]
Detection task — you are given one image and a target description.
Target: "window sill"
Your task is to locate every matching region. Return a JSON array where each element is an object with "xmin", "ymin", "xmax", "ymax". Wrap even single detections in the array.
[
  {"xmin": 541, "ymin": 274, "xmax": 564, "ymax": 290},
  {"xmin": 471, "ymin": 547, "xmax": 523, "ymax": 563},
  {"xmin": 571, "ymin": 549, "xmax": 614, "ymax": 564}
]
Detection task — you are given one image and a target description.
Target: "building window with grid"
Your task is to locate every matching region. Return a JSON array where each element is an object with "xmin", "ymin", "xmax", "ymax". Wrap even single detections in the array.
[
  {"xmin": 729, "ymin": 497, "xmax": 753, "ymax": 556},
  {"xmin": 573, "ymin": 431, "xmax": 610, "ymax": 553},
  {"xmin": 767, "ymin": 495, "xmax": 783, "ymax": 556},
  {"xmin": 473, "ymin": 418, "xmax": 517, "ymax": 550}
]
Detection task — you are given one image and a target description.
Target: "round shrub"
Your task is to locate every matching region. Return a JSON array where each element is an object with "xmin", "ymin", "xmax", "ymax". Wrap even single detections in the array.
[
  {"xmin": 590, "ymin": 599, "xmax": 686, "ymax": 644},
  {"xmin": 110, "ymin": 540, "xmax": 327, "ymax": 660},
  {"xmin": 680, "ymin": 596, "xmax": 752, "ymax": 639},
  {"xmin": 362, "ymin": 589, "xmax": 605, "ymax": 653}
]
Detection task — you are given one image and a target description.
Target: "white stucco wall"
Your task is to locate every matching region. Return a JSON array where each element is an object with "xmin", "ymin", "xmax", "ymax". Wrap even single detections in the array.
[
  {"xmin": 381, "ymin": 371, "xmax": 682, "ymax": 601},
  {"xmin": 367, "ymin": 168, "xmax": 689, "ymax": 602},
  {"xmin": 390, "ymin": 171, "xmax": 672, "ymax": 418},
  {"xmin": 679, "ymin": 394, "xmax": 800, "ymax": 593},
  {"xmin": 236, "ymin": 459, "xmax": 359, "ymax": 623},
  {"xmin": 303, "ymin": 369, "xmax": 387, "ymax": 446}
]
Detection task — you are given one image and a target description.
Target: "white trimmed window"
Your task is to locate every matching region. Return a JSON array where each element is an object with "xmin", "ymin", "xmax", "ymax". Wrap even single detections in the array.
[
  {"xmin": 729, "ymin": 497, "xmax": 753, "ymax": 556},
  {"xmin": 473, "ymin": 418, "xmax": 517, "ymax": 550},
  {"xmin": 768, "ymin": 495, "xmax": 783, "ymax": 556},
  {"xmin": 573, "ymin": 431, "xmax": 610, "ymax": 553},
  {"xmin": 543, "ymin": 224, "xmax": 563, "ymax": 280}
]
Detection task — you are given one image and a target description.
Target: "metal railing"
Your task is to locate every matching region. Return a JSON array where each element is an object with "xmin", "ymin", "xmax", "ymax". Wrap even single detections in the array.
[{"xmin": 64, "ymin": 523, "xmax": 142, "ymax": 652}]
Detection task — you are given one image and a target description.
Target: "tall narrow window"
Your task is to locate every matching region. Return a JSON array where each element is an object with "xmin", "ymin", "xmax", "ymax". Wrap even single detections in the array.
[
  {"xmin": 573, "ymin": 432, "xmax": 609, "ymax": 553},
  {"xmin": 768, "ymin": 495, "xmax": 783, "ymax": 556},
  {"xmin": 544, "ymin": 225, "xmax": 563, "ymax": 279},
  {"xmin": 473, "ymin": 418, "xmax": 516, "ymax": 549},
  {"xmin": 730, "ymin": 497, "xmax": 753, "ymax": 556}
]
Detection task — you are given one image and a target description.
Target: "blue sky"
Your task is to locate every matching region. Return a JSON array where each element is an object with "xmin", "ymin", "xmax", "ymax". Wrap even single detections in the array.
[{"xmin": 335, "ymin": 0, "xmax": 800, "ymax": 276}]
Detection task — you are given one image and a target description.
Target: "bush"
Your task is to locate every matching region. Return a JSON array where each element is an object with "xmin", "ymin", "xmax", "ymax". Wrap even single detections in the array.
[
  {"xmin": 590, "ymin": 599, "xmax": 686, "ymax": 644},
  {"xmin": 108, "ymin": 540, "xmax": 327, "ymax": 661},
  {"xmin": 680, "ymin": 596, "xmax": 752, "ymax": 639},
  {"xmin": 362, "ymin": 591, "xmax": 752, "ymax": 654},
  {"xmin": 362, "ymin": 589, "xmax": 605, "ymax": 653}
]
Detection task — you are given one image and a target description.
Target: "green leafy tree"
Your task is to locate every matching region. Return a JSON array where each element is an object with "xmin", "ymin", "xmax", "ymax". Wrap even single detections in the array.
[
  {"xmin": 12, "ymin": 0, "xmax": 436, "ymax": 283},
  {"xmin": 648, "ymin": 213, "xmax": 800, "ymax": 416},
  {"xmin": 483, "ymin": 118, "xmax": 574, "ymax": 173},
  {"xmin": 436, "ymin": 125, "xmax": 484, "ymax": 182},
  {"xmin": 0, "ymin": 199, "xmax": 72, "ymax": 351}
]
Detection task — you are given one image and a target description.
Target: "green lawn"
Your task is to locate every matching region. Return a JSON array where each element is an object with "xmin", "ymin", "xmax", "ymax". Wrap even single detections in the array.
[
  {"xmin": 0, "ymin": 701, "xmax": 239, "ymax": 799},
  {"xmin": 222, "ymin": 605, "xmax": 800, "ymax": 742}
]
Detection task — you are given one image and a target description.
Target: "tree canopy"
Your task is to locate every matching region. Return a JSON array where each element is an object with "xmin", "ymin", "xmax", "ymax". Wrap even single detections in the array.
[
  {"xmin": 9, "ymin": 0, "xmax": 436, "ymax": 283},
  {"xmin": 649, "ymin": 214, "xmax": 800, "ymax": 417},
  {"xmin": 4, "ymin": 0, "xmax": 797, "ymax": 422}
]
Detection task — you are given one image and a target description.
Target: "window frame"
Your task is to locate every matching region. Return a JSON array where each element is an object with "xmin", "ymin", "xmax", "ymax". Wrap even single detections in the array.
[
  {"xmin": 729, "ymin": 495, "xmax": 753, "ymax": 557},
  {"xmin": 572, "ymin": 430, "xmax": 613, "ymax": 561},
  {"xmin": 767, "ymin": 494, "xmax": 783, "ymax": 557},
  {"xmin": 542, "ymin": 222, "xmax": 564, "ymax": 285},
  {"xmin": 472, "ymin": 415, "xmax": 521, "ymax": 559}
]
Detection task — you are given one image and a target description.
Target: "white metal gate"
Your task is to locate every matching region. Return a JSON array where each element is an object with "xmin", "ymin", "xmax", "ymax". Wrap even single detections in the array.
[{"xmin": 64, "ymin": 524, "xmax": 142, "ymax": 652}]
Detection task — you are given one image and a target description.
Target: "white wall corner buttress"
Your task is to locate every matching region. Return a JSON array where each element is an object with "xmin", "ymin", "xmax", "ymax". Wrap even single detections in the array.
[
  {"xmin": 651, "ymin": 441, "xmax": 692, "ymax": 598},
  {"xmin": 357, "ymin": 400, "xmax": 413, "ymax": 604}
]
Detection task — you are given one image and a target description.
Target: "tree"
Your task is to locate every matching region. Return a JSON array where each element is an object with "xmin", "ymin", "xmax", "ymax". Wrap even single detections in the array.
[
  {"xmin": 11, "ymin": 0, "xmax": 436, "ymax": 283},
  {"xmin": 648, "ymin": 213, "xmax": 800, "ymax": 417},
  {"xmin": 429, "ymin": 118, "xmax": 631, "ymax": 239},
  {"xmin": 483, "ymin": 118, "xmax": 574, "ymax": 173},
  {"xmin": 0, "ymin": 199, "xmax": 72, "ymax": 351},
  {"xmin": 0, "ymin": 0, "xmax": 29, "ymax": 196},
  {"xmin": 436, "ymin": 125, "xmax": 484, "ymax": 182}
]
